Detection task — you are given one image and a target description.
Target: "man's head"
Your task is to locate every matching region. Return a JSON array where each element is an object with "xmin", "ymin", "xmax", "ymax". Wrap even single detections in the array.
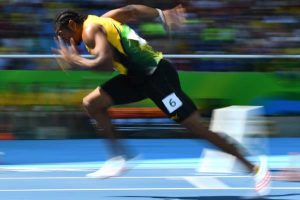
[{"xmin": 54, "ymin": 10, "xmax": 87, "ymax": 45}]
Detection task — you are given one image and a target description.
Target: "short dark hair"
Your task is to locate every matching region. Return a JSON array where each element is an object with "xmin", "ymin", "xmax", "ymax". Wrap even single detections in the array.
[{"xmin": 54, "ymin": 10, "xmax": 87, "ymax": 36}]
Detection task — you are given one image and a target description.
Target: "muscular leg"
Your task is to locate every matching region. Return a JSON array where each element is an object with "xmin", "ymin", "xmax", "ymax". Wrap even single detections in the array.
[
  {"xmin": 181, "ymin": 111, "xmax": 256, "ymax": 173},
  {"xmin": 144, "ymin": 59, "xmax": 256, "ymax": 173},
  {"xmin": 82, "ymin": 86, "xmax": 127, "ymax": 158}
]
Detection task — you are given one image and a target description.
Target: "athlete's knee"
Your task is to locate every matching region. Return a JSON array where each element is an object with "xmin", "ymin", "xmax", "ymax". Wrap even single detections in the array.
[
  {"xmin": 82, "ymin": 96, "xmax": 108, "ymax": 116},
  {"xmin": 82, "ymin": 96, "xmax": 94, "ymax": 111},
  {"xmin": 82, "ymin": 89, "xmax": 112, "ymax": 116}
]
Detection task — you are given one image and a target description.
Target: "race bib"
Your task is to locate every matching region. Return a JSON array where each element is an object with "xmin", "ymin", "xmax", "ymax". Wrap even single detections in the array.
[{"xmin": 162, "ymin": 93, "xmax": 182, "ymax": 113}]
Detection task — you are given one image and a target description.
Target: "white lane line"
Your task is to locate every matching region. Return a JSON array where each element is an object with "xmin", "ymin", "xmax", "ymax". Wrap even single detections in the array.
[
  {"xmin": 0, "ymin": 176, "xmax": 181, "ymax": 180},
  {"xmin": 184, "ymin": 177, "xmax": 230, "ymax": 189},
  {"xmin": 0, "ymin": 175, "xmax": 286, "ymax": 180},
  {"xmin": 0, "ymin": 187, "xmax": 300, "ymax": 192},
  {"xmin": 0, "ymin": 168, "xmax": 90, "ymax": 172}
]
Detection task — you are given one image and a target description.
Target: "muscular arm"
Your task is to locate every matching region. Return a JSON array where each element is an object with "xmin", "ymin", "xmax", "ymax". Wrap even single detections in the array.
[
  {"xmin": 102, "ymin": 4, "xmax": 185, "ymax": 31},
  {"xmin": 54, "ymin": 4, "xmax": 184, "ymax": 70},
  {"xmin": 67, "ymin": 5, "xmax": 163, "ymax": 68},
  {"xmin": 55, "ymin": 24, "xmax": 113, "ymax": 70},
  {"xmin": 101, "ymin": 5, "xmax": 159, "ymax": 23}
]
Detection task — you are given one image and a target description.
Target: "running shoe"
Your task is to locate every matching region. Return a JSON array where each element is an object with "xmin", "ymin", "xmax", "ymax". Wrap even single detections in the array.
[
  {"xmin": 254, "ymin": 155, "xmax": 271, "ymax": 196},
  {"xmin": 86, "ymin": 156, "xmax": 127, "ymax": 179}
]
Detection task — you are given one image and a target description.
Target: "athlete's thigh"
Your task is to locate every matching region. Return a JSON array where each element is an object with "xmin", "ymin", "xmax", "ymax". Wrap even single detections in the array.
[
  {"xmin": 145, "ymin": 59, "xmax": 197, "ymax": 122},
  {"xmin": 101, "ymin": 74, "xmax": 147, "ymax": 105}
]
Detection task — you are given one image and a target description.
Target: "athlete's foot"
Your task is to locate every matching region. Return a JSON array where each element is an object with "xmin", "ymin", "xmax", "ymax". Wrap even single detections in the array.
[
  {"xmin": 86, "ymin": 156, "xmax": 127, "ymax": 179},
  {"xmin": 253, "ymin": 155, "xmax": 271, "ymax": 196}
]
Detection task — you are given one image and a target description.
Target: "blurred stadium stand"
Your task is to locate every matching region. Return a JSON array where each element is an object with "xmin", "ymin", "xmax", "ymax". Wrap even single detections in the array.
[{"xmin": 0, "ymin": 0, "xmax": 300, "ymax": 70}]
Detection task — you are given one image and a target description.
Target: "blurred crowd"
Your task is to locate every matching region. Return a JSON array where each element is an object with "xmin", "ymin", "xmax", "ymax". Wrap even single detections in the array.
[{"xmin": 0, "ymin": 0, "xmax": 300, "ymax": 71}]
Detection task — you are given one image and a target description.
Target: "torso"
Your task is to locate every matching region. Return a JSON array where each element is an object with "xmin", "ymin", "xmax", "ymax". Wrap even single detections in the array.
[{"xmin": 83, "ymin": 15, "xmax": 163, "ymax": 75}]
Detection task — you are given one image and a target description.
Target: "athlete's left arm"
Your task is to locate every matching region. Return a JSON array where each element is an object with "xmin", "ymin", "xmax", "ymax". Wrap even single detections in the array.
[
  {"xmin": 101, "ymin": 5, "xmax": 157, "ymax": 23},
  {"xmin": 102, "ymin": 4, "xmax": 185, "ymax": 31}
]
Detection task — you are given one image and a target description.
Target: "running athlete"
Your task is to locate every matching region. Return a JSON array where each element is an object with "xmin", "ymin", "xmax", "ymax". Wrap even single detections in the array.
[{"xmin": 53, "ymin": 4, "xmax": 270, "ymax": 195}]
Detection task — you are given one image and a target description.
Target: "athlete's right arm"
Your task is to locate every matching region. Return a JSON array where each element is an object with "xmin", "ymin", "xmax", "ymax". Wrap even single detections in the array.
[{"xmin": 55, "ymin": 24, "xmax": 113, "ymax": 70}]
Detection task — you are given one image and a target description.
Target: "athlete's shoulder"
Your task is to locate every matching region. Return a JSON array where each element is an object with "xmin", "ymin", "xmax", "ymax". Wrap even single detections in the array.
[
  {"xmin": 84, "ymin": 15, "xmax": 100, "ymax": 22},
  {"xmin": 82, "ymin": 16, "xmax": 107, "ymax": 38},
  {"xmin": 86, "ymin": 15, "xmax": 120, "ymax": 24}
]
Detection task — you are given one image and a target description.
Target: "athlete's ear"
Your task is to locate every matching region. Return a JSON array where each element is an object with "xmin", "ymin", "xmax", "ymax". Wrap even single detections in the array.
[{"xmin": 68, "ymin": 20, "xmax": 77, "ymax": 31}]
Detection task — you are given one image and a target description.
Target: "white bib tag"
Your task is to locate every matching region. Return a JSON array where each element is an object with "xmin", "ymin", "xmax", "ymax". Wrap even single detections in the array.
[{"xmin": 162, "ymin": 93, "xmax": 183, "ymax": 113}]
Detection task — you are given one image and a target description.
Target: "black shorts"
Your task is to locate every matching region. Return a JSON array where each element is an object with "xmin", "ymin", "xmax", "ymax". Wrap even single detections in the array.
[{"xmin": 101, "ymin": 59, "xmax": 197, "ymax": 122}]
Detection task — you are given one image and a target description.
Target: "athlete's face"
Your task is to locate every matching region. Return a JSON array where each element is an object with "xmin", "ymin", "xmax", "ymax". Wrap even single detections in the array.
[
  {"xmin": 56, "ymin": 28, "xmax": 74, "ymax": 45},
  {"xmin": 56, "ymin": 21, "xmax": 82, "ymax": 46}
]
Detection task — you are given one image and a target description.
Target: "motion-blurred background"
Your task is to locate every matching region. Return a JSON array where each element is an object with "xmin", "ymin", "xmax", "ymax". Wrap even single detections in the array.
[{"xmin": 0, "ymin": 0, "xmax": 299, "ymax": 140}]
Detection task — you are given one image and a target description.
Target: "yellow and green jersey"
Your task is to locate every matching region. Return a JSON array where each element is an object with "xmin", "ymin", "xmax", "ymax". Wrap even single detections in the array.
[{"xmin": 83, "ymin": 15, "xmax": 163, "ymax": 75}]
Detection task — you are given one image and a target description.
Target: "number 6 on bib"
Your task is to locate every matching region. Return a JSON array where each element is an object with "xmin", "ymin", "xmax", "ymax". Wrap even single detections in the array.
[{"xmin": 162, "ymin": 92, "xmax": 183, "ymax": 113}]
